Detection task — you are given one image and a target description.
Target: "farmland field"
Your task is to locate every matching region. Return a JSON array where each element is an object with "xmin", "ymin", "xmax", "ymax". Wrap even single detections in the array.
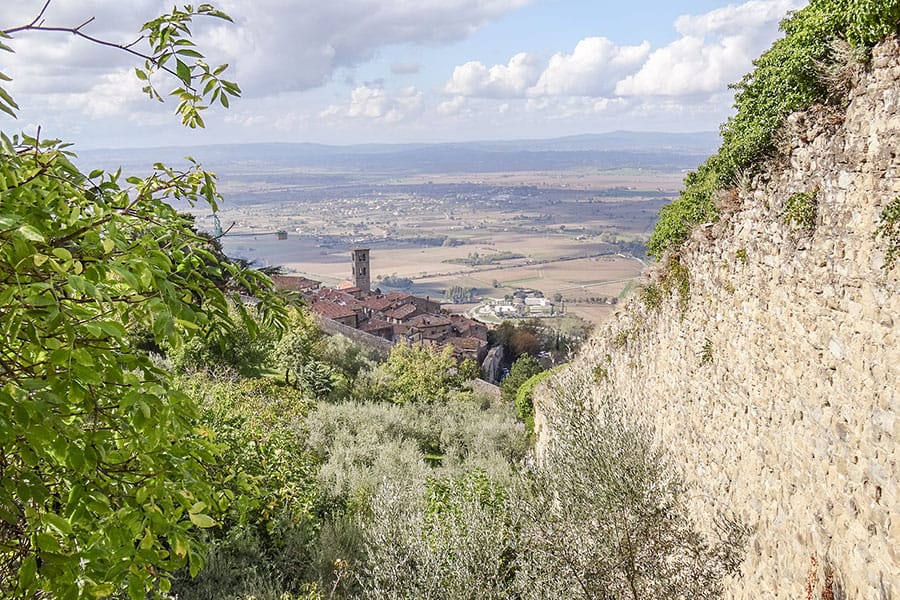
[{"xmin": 203, "ymin": 167, "xmax": 679, "ymax": 324}]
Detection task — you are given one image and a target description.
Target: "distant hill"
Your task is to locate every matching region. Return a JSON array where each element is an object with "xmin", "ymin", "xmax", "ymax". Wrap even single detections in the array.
[{"xmin": 76, "ymin": 131, "xmax": 718, "ymax": 175}]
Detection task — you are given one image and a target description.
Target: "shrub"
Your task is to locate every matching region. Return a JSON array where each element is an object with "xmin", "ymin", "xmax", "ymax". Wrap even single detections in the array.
[
  {"xmin": 662, "ymin": 257, "xmax": 691, "ymax": 314},
  {"xmin": 698, "ymin": 337, "xmax": 715, "ymax": 367},
  {"xmin": 357, "ymin": 473, "xmax": 519, "ymax": 600},
  {"xmin": 514, "ymin": 374, "xmax": 747, "ymax": 600},
  {"xmin": 874, "ymin": 195, "xmax": 900, "ymax": 269},
  {"xmin": 500, "ymin": 354, "xmax": 545, "ymax": 404},
  {"xmin": 171, "ymin": 374, "xmax": 321, "ymax": 600},
  {"xmin": 649, "ymin": 0, "xmax": 900, "ymax": 258},
  {"xmin": 514, "ymin": 368, "xmax": 559, "ymax": 435},
  {"xmin": 383, "ymin": 343, "xmax": 480, "ymax": 405},
  {"xmin": 781, "ymin": 189, "xmax": 819, "ymax": 232},
  {"xmin": 640, "ymin": 282, "xmax": 664, "ymax": 310}
]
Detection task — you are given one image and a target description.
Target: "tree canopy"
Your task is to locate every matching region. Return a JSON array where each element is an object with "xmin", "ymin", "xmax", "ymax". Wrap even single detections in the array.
[{"xmin": 0, "ymin": 3, "xmax": 288, "ymax": 597}]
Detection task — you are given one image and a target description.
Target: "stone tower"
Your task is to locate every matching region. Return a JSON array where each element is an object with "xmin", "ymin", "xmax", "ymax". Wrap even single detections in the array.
[{"xmin": 351, "ymin": 248, "xmax": 371, "ymax": 293}]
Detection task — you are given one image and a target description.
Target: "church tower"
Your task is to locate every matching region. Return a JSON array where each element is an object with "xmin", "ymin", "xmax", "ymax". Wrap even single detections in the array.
[{"xmin": 351, "ymin": 248, "xmax": 371, "ymax": 293}]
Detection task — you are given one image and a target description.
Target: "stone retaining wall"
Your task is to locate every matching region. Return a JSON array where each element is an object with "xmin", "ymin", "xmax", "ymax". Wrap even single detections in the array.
[{"xmin": 537, "ymin": 38, "xmax": 899, "ymax": 599}]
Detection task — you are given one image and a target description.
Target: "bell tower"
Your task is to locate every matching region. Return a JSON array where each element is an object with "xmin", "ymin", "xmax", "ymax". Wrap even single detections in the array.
[{"xmin": 351, "ymin": 248, "xmax": 371, "ymax": 293}]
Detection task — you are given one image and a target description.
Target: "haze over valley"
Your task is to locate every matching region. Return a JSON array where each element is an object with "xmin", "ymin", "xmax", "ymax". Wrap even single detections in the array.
[{"xmin": 82, "ymin": 131, "xmax": 713, "ymax": 323}]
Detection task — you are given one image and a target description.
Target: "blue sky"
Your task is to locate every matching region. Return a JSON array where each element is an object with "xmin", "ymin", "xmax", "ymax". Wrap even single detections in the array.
[{"xmin": 2, "ymin": 0, "xmax": 806, "ymax": 148}]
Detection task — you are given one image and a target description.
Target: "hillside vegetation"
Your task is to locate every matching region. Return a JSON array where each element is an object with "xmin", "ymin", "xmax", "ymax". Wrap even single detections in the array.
[
  {"xmin": 2, "ymin": 1, "xmax": 898, "ymax": 598},
  {"xmin": 538, "ymin": 1, "xmax": 900, "ymax": 599},
  {"xmin": 649, "ymin": 0, "xmax": 900, "ymax": 257}
]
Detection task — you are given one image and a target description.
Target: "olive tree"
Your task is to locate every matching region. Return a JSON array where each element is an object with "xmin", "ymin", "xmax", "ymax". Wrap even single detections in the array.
[{"xmin": 0, "ymin": 3, "xmax": 287, "ymax": 597}]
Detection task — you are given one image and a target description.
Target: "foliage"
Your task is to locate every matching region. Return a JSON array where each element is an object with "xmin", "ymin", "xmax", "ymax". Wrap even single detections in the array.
[
  {"xmin": 383, "ymin": 343, "xmax": 480, "ymax": 405},
  {"xmin": 781, "ymin": 189, "xmax": 819, "ymax": 233},
  {"xmin": 377, "ymin": 274, "xmax": 413, "ymax": 289},
  {"xmin": 0, "ymin": 4, "xmax": 290, "ymax": 597},
  {"xmin": 500, "ymin": 354, "xmax": 545, "ymax": 404},
  {"xmin": 514, "ymin": 368, "xmax": 558, "ymax": 435},
  {"xmin": 301, "ymin": 393, "xmax": 526, "ymax": 596},
  {"xmin": 168, "ymin": 305, "xmax": 278, "ymax": 376},
  {"xmin": 272, "ymin": 309, "xmax": 381, "ymax": 401},
  {"xmin": 736, "ymin": 247, "xmax": 748, "ymax": 264},
  {"xmin": 447, "ymin": 251, "xmax": 525, "ymax": 266},
  {"xmin": 170, "ymin": 374, "xmax": 320, "ymax": 600},
  {"xmin": 445, "ymin": 284, "xmax": 478, "ymax": 302},
  {"xmin": 648, "ymin": 0, "xmax": 900, "ymax": 257},
  {"xmin": 640, "ymin": 282, "xmax": 663, "ymax": 310},
  {"xmin": 698, "ymin": 338, "xmax": 715, "ymax": 367},
  {"xmin": 0, "ymin": 132, "xmax": 286, "ymax": 597},
  {"xmin": 358, "ymin": 473, "xmax": 518, "ymax": 600},
  {"xmin": 515, "ymin": 374, "xmax": 746, "ymax": 600},
  {"xmin": 614, "ymin": 327, "xmax": 635, "ymax": 349},
  {"xmin": 592, "ymin": 357, "xmax": 611, "ymax": 384},
  {"xmin": 491, "ymin": 320, "xmax": 542, "ymax": 359},
  {"xmin": 874, "ymin": 195, "xmax": 900, "ymax": 269},
  {"xmin": 662, "ymin": 257, "xmax": 691, "ymax": 314}
]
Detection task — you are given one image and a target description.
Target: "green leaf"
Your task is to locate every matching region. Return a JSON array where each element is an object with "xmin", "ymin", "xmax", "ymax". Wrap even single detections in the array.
[
  {"xmin": 17, "ymin": 556, "xmax": 37, "ymax": 593},
  {"xmin": 44, "ymin": 512, "xmax": 73, "ymax": 535},
  {"xmin": 176, "ymin": 59, "xmax": 191, "ymax": 85},
  {"xmin": 188, "ymin": 512, "xmax": 217, "ymax": 528},
  {"xmin": 17, "ymin": 224, "xmax": 44, "ymax": 242},
  {"xmin": 51, "ymin": 247, "xmax": 73, "ymax": 262},
  {"xmin": 176, "ymin": 48, "xmax": 204, "ymax": 58}
]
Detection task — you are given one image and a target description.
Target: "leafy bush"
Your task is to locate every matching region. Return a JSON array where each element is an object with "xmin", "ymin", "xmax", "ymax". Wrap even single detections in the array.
[
  {"xmin": 358, "ymin": 473, "xmax": 519, "ymax": 600},
  {"xmin": 514, "ymin": 373, "xmax": 747, "ymax": 600},
  {"xmin": 500, "ymin": 354, "xmax": 545, "ymax": 404},
  {"xmin": 874, "ymin": 195, "xmax": 900, "ymax": 269},
  {"xmin": 171, "ymin": 374, "xmax": 320, "ymax": 599},
  {"xmin": 662, "ymin": 257, "xmax": 691, "ymax": 313},
  {"xmin": 514, "ymin": 368, "xmax": 559, "ymax": 435},
  {"xmin": 301, "ymin": 393, "xmax": 526, "ymax": 596},
  {"xmin": 781, "ymin": 189, "xmax": 819, "ymax": 232},
  {"xmin": 168, "ymin": 305, "xmax": 278, "ymax": 376},
  {"xmin": 649, "ymin": 0, "xmax": 900, "ymax": 257},
  {"xmin": 383, "ymin": 343, "xmax": 480, "ymax": 404},
  {"xmin": 640, "ymin": 282, "xmax": 664, "ymax": 310}
]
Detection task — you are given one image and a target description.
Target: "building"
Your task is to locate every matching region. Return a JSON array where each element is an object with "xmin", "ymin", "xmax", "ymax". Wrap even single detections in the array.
[
  {"xmin": 303, "ymin": 249, "xmax": 497, "ymax": 363},
  {"xmin": 270, "ymin": 274, "xmax": 321, "ymax": 293},
  {"xmin": 351, "ymin": 248, "xmax": 371, "ymax": 293}
]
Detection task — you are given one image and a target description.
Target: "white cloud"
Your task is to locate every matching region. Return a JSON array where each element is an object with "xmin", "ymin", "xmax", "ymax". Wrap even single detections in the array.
[
  {"xmin": 347, "ymin": 85, "xmax": 423, "ymax": 123},
  {"xmin": 616, "ymin": 0, "xmax": 805, "ymax": 96},
  {"xmin": 441, "ymin": 0, "xmax": 799, "ymax": 103},
  {"xmin": 2, "ymin": 0, "xmax": 530, "ymax": 115},
  {"xmin": 437, "ymin": 96, "xmax": 468, "ymax": 116},
  {"xmin": 529, "ymin": 37, "xmax": 650, "ymax": 97},
  {"xmin": 58, "ymin": 69, "xmax": 147, "ymax": 118},
  {"xmin": 444, "ymin": 52, "xmax": 542, "ymax": 98},
  {"xmin": 205, "ymin": 0, "xmax": 531, "ymax": 95}
]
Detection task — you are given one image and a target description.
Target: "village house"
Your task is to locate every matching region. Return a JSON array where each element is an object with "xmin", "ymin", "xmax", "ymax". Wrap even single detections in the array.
[{"xmin": 279, "ymin": 249, "xmax": 495, "ymax": 363}]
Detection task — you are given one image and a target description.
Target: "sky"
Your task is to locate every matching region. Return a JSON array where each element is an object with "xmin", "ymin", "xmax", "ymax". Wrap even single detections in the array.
[{"xmin": 1, "ymin": 0, "xmax": 807, "ymax": 149}]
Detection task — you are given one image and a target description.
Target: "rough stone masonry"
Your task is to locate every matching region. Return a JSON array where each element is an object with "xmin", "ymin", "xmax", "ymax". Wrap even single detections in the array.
[{"xmin": 536, "ymin": 37, "xmax": 900, "ymax": 599}]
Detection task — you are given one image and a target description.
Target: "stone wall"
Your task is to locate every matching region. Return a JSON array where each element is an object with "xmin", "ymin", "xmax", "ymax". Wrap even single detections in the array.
[
  {"xmin": 536, "ymin": 39, "xmax": 899, "ymax": 599},
  {"xmin": 314, "ymin": 315, "xmax": 393, "ymax": 357}
]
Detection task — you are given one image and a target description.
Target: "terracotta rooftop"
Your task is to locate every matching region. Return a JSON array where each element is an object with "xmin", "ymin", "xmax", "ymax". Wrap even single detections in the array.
[
  {"xmin": 361, "ymin": 319, "xmax": 393, "ymax": 333},
  {"xmin": 384, "ymin": 303, "xmax": 418, "ymax": 321},
  {"xmin": 407, "ymin": 314, "xmax": 452, "ymax": 328},
  {"xmin": 313, "ymin": 288, "xmax": 365, "ymax": 309},
  {"xmin": 270, "ymin": 274, "xmax": 320, "ymax": 291},
  {"xmin": 360, "ymin": 295, "xmax": 394, "ymax": 311},
  {"xmin": 310, "ymin": 301, "xmax": 356, "ymax": 320},
  {"xmin": 446, "ymin": 336, "xmax": 488, "ymax": 351}
]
